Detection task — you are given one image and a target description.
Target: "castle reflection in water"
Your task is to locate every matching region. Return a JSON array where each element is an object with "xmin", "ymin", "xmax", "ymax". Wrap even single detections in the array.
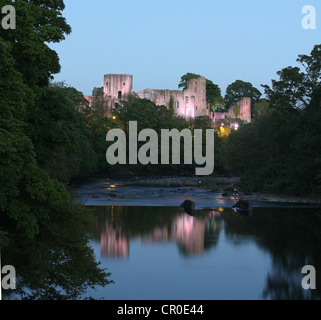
[{"xmin": 96, "ymin": 207, "xmax": 225, "ymax": 258}]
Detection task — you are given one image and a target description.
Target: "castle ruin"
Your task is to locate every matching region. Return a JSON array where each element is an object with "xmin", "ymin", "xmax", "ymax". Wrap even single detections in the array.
[{"xmin": 85, "ymin": 74, "xmax": 251, "ymax": 124}]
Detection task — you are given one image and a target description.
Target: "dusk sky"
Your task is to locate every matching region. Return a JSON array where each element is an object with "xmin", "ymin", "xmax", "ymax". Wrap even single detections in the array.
[{"xmin": 50, "ymin": 0, "xmax": 321, "ymax": 97}]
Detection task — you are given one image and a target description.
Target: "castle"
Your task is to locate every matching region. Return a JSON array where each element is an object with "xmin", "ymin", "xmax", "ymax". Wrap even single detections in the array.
[{"xmin": 85, "ymin": 74, "xmax": 251, "ymax": 124}]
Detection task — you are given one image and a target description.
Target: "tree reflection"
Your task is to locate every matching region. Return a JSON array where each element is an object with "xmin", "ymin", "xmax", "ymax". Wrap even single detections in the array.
[
  {"xmin": 222, "ymin": 207, "xmax": 321, "ymax": 300},
  {"xmin": 92, "ymin": 206, "xmax": 321, "ymax": 300},
  {"xmin": 1, "ymin": 202, "xmax": 113, "ymax": 300}
]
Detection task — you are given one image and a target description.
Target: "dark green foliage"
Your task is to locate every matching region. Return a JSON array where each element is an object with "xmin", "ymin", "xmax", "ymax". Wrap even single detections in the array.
[
  {"xmin": 178, "ymin": 72, "xmax": 201, "ymax": 91},
  {"xmin": 113, "ymin": 95, "xmax": 159, "ymax": 132},
  {"xmin": 88, "ymin": 96, "xmax": 217, "ymax": 176},
  {"xmin": 252, "ymin": 98, "xmax": 271, "ymax": 120},
  {"xmin": 225, "ymin": 80, "xmax": 262, "ymax": 108},
  {"xmin": 2, "ymin": 202, "xmax": 113, "ymax": 300},
  {"xmin": 220, "ymin": 45, "xmax": 321, "ymax": 195},
  {"xmin": 0, "ymin": 37, "xmax": 70, "ymax": 239},
  {"xmin": 0, "ymin": 0, "xmax": 71, "ymax": 88},
  {"xmin": 0, "ymin": 0, "xmax": 112, "ymax": 296},
  {"xmin": 26, "ymin": 84, "xmax": 98, "ymax": 183},
  {"xmin": 169, "ymin": 95, "xmax": 175, "ymax": 115}
]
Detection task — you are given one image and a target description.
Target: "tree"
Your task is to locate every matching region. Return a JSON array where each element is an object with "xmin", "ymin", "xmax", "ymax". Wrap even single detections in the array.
[
  {"xmin": 178, "ymin": 73, "xmax": 201, "ymax": 91},
  {"xmin": 0, "ymin": 1, "xmax": 113, "ymax": 292},
  {"xmin": 0, "ymin": 0, "xmax": 71, "ymax": 88},
  {"xmin": 225, "ymin": 80, "xmax": 262, "ymax": 108},
  {"xmin": 220, "ymin": 44, "xmax": 321, "ymax": 194},
  {"xmin": 191, "ymin": 116, "xmax": 213, "ymax": 129},
  {"xmin": 169, "ymin": 95, "xmax": 175, "ymax": 115},
  {"xmin": 26, "ymin": 84, "xmax": 98, "ymax": 183},
  {"xmin": 252, "ymin": 98, "xmax": 271, "ymax": 120},
  {"xmin": 233, "ymin": 104, "xmax": 240, "ymax": 118},
  {"xmin": 0, "ymin": 1, "xmax": 84, "ymax": 238},
  {"xmin": 206, "ymin": 79, "xmax": 225, "ymax": 110},
  {"xmin": 0, "ymin": 38, "xmax": 69, "ymax": 239},
  {"xmin": 113, "ymin": 95, "xmax": 159, "ymax": 132},
  {"xmin": 90, "ymin": 88, "xmax": 111, "ymax": 118},
  {"xmin": 262, "ymin": 44, "xmax": 321, "ymax": 114}
]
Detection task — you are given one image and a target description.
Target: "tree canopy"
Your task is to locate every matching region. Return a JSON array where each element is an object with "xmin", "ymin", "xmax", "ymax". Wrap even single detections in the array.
[
  {"xmin": 262, "ymin": 44, "xmax": 321, "ymax": 114},
  {"xmin": 220, "ymin": 44, "xmax": 321, "ymax": 194},
  {"xmin": 0, "ymin": 1, "xmax": 112, "ymax": 296},
  {"xmin": 224, "ymin": 80, "xmax": 262, "ymax": 108}
]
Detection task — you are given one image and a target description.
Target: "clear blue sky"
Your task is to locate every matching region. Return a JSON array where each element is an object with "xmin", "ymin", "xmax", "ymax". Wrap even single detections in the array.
[{"xmin": 50, "ymin": 0, "xmax": 321, "ymax": 96}]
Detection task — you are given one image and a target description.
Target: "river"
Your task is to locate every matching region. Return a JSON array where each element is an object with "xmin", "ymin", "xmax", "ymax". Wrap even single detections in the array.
[
  {"xmin": 76, "ymin": 178, "xmax": 321, "ymax": 300},
  {"xmin": 3, "ymin": 177, "xmax": 321, "ymax": 300}
]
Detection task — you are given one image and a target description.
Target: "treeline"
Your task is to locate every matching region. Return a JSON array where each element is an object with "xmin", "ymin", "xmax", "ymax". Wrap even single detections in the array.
[
  {"xmin": 0, "ymin": 0, "xmax": 112, "ymax": 297},
  {"xmin": 220, "ymin": 44, "xmax": 321, "ymax": 195},
  {"xmin": 90, "ymin": 94, "xmax": 220, "ymax": 176}
]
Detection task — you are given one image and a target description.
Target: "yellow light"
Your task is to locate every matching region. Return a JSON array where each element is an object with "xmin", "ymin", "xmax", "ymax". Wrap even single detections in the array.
[{"xmin": 112, "ymin": 116, "xmax": 116, "ymax": 120}]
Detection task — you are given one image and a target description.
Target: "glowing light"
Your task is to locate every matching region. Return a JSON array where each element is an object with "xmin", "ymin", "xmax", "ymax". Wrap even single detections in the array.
[{"xmin": 112, "ymin": 116, "xmax": 116, "ymax": 120}]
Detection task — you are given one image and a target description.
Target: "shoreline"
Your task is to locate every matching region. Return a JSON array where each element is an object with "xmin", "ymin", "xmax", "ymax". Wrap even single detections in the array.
[{"xmin": 75, "ymin": 175, "xmax": 321, "ymax": 205}]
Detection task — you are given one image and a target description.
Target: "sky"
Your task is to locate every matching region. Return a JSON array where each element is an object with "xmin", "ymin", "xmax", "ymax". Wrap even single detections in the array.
[{"xmin": 50, "ymin": 0, "xmax": 321, "ymax": 97}]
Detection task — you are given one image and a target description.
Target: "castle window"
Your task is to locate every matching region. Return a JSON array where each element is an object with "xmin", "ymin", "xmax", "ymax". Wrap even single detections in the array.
[
  {"xmin": 144, "ymin": 92, "xmax": 151, "ymax": 99},
  {"xmin": 106, "ymin": 82, "xmax": 109, "ymax": 86},
  {"xmin": 175, "ymin": 101, "xmax": 179, "ymax": 108},
  {"xmin": 118, "ymin": 91, "xmax": 122, "ymax": 99},
  {"xmin": 123, "ymin": 82, "xmax": 126, "ymax": 86},
  {"xmin": 163, "ymin": 101, "xmax": 166, "ymax": 106},
  {"xmin": 196, "ymin": 106, "xmax": 198, "ymax": 110}
]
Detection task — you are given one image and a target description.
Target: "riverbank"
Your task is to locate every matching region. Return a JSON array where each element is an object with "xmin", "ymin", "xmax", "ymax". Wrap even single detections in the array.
[
  {"xmin": 126, "ymin": 175, "xmax": 321, "ymax": 205},
  {"xmin": 74, "ymin": 175, "xmax": 321, "ymax": 206}
]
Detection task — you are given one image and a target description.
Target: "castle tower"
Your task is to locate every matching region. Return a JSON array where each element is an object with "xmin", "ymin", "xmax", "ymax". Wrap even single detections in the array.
[
  {"xmin": 238, "ymin": 97, "xmax": 252, "ymax": 123},
  {"xmin": 183, "ymin": 77, "xmax": 208, "ymax": 118},
  {"xmin": 103, "ymin": 74, "xmax": 133, "ymax": 101}
]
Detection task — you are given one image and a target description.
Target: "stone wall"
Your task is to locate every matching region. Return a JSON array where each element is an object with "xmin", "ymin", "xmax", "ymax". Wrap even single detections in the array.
[
  {"xmin": 213, "ymin": 97, "xmax": 252, "ymax": 124},
  {"xmin": 137, "ymin": 76, "xmax": 209, "ymax": 118},
  {"xmin": 85, "ymin": 74, "xmax": 251, "ymax": 123}
]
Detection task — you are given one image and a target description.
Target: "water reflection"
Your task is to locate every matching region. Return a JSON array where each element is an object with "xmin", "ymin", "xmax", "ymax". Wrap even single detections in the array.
[
  {"xmin": 94, "ymin": 207, "xmax": 223, "ymax": 258},
  {"xmin": 92, "ymin": 206, "xmax": 321, "ymax": 300},
  {"xmin": 1, "ymin": 204, "xmax": 114, "ymax": 300}
]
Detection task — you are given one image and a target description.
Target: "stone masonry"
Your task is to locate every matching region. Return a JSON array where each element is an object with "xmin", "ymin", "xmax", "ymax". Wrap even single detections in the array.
[{"xmin": 85, "ymin": 74, "xmax": 251, "ymax": 123}]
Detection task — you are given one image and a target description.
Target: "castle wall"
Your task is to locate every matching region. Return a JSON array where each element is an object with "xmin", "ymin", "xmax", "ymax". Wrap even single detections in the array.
[
  {"xmin": 85, "ymin": 74, "xmax": 250, "ymax": 123},
  {"xmin": 103, "ymin": 74, "xmax": 133, "ymax": 101},
  {"xmin": 213, "ymin": 97, "xmax": 252, "ymax": 124},
  {"xmin": 138, "ymin": 77, "xmax": 208, "ymax": 119}
]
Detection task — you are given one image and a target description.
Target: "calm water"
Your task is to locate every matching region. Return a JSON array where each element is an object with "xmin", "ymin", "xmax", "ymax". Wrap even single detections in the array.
[
  {"xmin": 3, "ymin": 178, "xmax": 321, "ymax": 300},
  {"xmin": 84, "ymin": 206, "xmax": 321, "ymax": 300}
]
